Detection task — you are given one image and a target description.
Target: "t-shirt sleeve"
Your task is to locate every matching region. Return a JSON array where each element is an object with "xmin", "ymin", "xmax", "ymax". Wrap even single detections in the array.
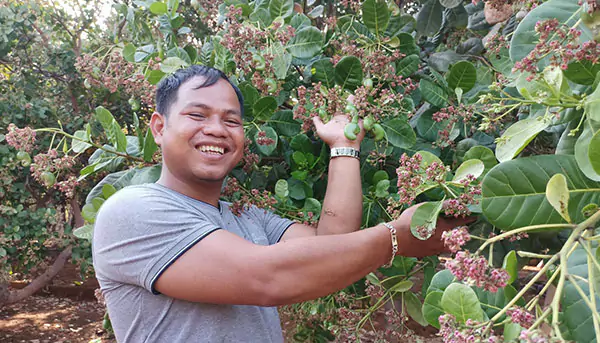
[
  {"xmin": 92, "ymin": 187, "xmax": 219, "ymax": 294},
  {"xmin": 248, "ymin": 206, "xmax": 294, "ymax": 244}
]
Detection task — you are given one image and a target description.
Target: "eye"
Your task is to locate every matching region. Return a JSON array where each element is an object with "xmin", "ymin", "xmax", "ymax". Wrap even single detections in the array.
[
  {"xmin": 188, "ymin": 113, "xmax": 206, "ymax": 119},
  {"xmin": 225, "ymin": 118, "xmax": 242, "ymax": 126}
]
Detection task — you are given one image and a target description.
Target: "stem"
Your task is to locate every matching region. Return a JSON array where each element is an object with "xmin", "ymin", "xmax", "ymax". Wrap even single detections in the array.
[
  {"xmin": 525, "ymin": 263, "xmax": 561, "ymax": 311},
  {"xmin": 477, "ymin": 224, "xmax": 577, "ymax": 254},
  {"xmin": 529, "ymin": 307, "xmax": 552, "ymax": 331},
  {"xmin": 584, "ymin": 231, "xmax": 600, "ymax": 340},
  {"xmin": 35, "ymin": 128, "xmax": 145, "ymax": 163},
  {"xmin": 517, "ymin": 251, "xmax": 554, "ymax": 259},
  {"xmin": 579, "ymin": 238, "xmax": 600, "ymax": 274}
]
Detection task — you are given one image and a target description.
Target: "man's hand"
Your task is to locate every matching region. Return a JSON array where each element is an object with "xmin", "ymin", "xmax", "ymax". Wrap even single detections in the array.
[
  {"xmin": 389, "ymin": 203, "xmax": 476, "ymax": 258},
  {"xmin": 312, "ymin": 114, "xmax": 365, "ymax": 149}
]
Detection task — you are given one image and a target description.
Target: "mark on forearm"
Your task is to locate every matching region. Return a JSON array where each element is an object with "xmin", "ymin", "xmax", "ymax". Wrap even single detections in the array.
[{"xmin": 324, "ymin": 208, "xmax": 336, "ymax": 217}]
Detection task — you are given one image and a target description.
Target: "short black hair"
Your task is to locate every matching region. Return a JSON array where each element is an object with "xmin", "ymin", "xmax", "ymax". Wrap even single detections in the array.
[{"xmin": 155, "ymin": 65, "xmax": 244, "ymax": 117}]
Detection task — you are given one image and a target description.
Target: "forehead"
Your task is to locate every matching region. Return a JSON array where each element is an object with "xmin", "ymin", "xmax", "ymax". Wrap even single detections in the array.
[{"xmin": 177, "ymin": 76, "xmax": 237, "ymax": 102}]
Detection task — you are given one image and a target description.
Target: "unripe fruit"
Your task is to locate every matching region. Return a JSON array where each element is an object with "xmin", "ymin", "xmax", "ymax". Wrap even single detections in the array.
[
  {"xmin": 190, "ymin": 0, "xmax": 199, "ymax": 10},
  {"xmin": 84, "ymin": 78, "xmax": 91, "ymax": 89},
  {"xmin": 373, "ymin": 123, "xmax": 385, "ymax": 141},
  {"xmin": 16, "ymin": 151, "xmax": 31, "ymax": 167},
  {"xmin": 252, "ymin": 54, "xmax": 266, "ymax": 71},
  {"xmin": 363, "ymin": 78, "xmax": 373, "ymax": 89},
  {"xmin": 363, "ymin": 116, "xmax": 374, "ymax": 131},
  {"xmin": 129, "ymin": 97, "xmax": 140, "ymax": 111},
  {"xmin": 345, "ymin": 103, "xmax": 357, "ymax": 115},
  {"xmin": 40, "ymin": 171, "xmax": 56, "ymax": 188},
  {"xmin": 265, "ymin": 78, "xmax": 277, "ymax": 93},
  {"xmin": 344, "ymin": 123, "xmax": 359, "ymax": 140}
]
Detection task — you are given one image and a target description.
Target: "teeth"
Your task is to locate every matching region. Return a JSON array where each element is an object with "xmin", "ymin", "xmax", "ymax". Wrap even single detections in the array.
[{"xmin": 198, "ymin": 145, "xmax": 224, "ymax": 154}]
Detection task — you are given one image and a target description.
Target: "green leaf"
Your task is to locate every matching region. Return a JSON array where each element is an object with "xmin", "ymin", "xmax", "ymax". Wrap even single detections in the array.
[
  {"xmin": 267, "ymin": 41, "xmax": 292, "ymax": 80},
  {"xmin": 303, "ymin": 198, "xmax": 321, "ymax": 216},
  {"xmin": 396, "ymin": 33, "xmax": 420, "ymax": 56},
  {"xmin": 95, "ymin": 106, "xmax": 126, "ymax": 151},
  {"xmin": 410, "ymin": 200, "xmax": 444, "ymax": 240},
  {"xmin": 362, "ymin": 0, "xmax": 390, "ymax": 36},
  {"xmin": 546, "ymin": 173, "xmax": 572, "ymax": 223},
  {"xmin": 447, "ymin": 61, "xmax": 477, "ymax": 92},
  {"xmin": 122, "ymin": 44, "xmax": 136, "ymax": 63},
  {"xmin": 429, "ymin": 51, "xmax": 467, "ymax": 73},
  {"xmin": 504, "ymin": 323, "xmax": 524, "ymax": 342},
  {"xmin": 81, "ymin": 203, "xmax": 97, "ymax": 224},
  {"xmin": 452, "ymin": 159, "xmax": 485, "ymax": 183},
  {"xmin": 562, "ymin": 244, "xmax": 600, "ymax": 343},
  {"xmin": 145, "ymin": 69, "xmax": 166, "ymax": 85},
  {"xmin": 160, "ymin": 56, "xmax": 189, "ymax": 74},
  {"xmin": 275, "ymin": 179, "xmax": 289, "ymax": 198},
  {"xmin": 565, "ymin": 60, "xmax": 600, "ymax": 85},
  {"xmin": 416, "ymin": 0, "xmax": 443, "ymax": 37},
  {"xmin": 102, "ymin": 184, "xmax": 117, "ymax": 199},
  {"xmin": 590, "ymin": 130, "xmax": 600, "ymax": 174},
  {"xmin": 149, "ymin": 2, "xmax": 167, "ymax": 15},
  {"xmin": 385, "ymin": 16, "xmax": 416, "ymax": 38},
  {"xmin": 404, "ymin": 292, "xmax": 428, "ymax": 327},
  {"xmin": 249, "ymin": 8, "xmax": 272, "ymax": 27},
  {"xmin": 286, "ymin": 26, "xmax": 323, "ymax": 59},
  {"xmin": 253, "ymin": 96, "xmax": 278, "ymax": 121},
  {"xmin": 395, "ymin": 54, "xmax": 420, "ymax": 77},
  {"xmin": 254, "ymin": 126, "xmax": 278, "ymax": 156},
  {"xmin": 72, "ymin": 130, "xmax": 92, "ymax": 153},
  {"xmin": 585, "ymin": 84, "xmax": 600, "ymax": 123},
  {"xmin": 440, "ymin": 0, "xmax": 462, "ymax": 8},
  {"xmin": 268, "ymin": 0, "xmax": 293, "ymax": 19},
  {"xmin": 310, "ymin": 58, "xmax": 335, "ymax": 88},
  {"xmin": 427, "ymin": 270, "xmax": 455, "ymax": 294},
  {"xmin": 464, "ymin": 146, "xmax": 498, "ymax": 174},
  {"xmin": 502, "ymin": 251, "xmax": 518, "ymax": 284},
  {"xmin": 389, "ymin": 280, "xmax": 413, "ymax": 293},
  {"xmin": 334, "ymin": 56, "xmax": 363, "ymax": 91},
  {"xmin": 509, "ymin": 0, "xmax": 592, "ymax": 66},
  {"xmin": 423, "ymin": 291, "xmax": 444, "ymax": 329},
  {"xmin": 575, "ymin": 118, "xmax": 600, "ymax": 181},
  {"xmin": 420, "ymin": 79, "xmax": 448, "ymax": 108},
  {"xmin": 307, "ymin": 5, "xmax": 323, "ymax": 18},
  {"xmin": 375, "ymin": 179, "xmax": 390, "ymax": 198},
  {"xmin": 143, "ymin": 129, "xmax": 158, "ymax": 162},
  {"xmin": 381, "ymin": 118, "xmax": 416, "ymax": 149},
  {"xmin": 270, "ymin": 110, "xmax": 300, "ymax": 136},
  {"xmin": 290, "ymin": 13, "xmax": 311, "ymax": 30},
  {"xmin": 73, "ymin": 224, "xmax": 94, "ymax": 241},
  {"xmin": 441, "ymin": 283, "xmax": 485, "ymax": 323},
  {"xmin": 495, "ymin": 117, "xmax": 549, "ymax": 163},
  {"xmin": 482, "ymin": 155, "xmax": 600, "ymax": 231}
]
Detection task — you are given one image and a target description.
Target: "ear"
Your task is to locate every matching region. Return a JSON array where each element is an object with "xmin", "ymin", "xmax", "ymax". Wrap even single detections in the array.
[{"xmin": 150, "ymin": 112, "xmax": 166, "ymax": 146}]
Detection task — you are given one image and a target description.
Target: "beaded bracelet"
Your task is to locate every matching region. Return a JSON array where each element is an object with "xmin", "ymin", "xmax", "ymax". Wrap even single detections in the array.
[{"xmin": 381, "ymin": 222, "xmax": 398, "ymax": 268}]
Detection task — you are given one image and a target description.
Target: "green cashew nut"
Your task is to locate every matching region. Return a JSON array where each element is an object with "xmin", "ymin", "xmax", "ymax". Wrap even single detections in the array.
[
  {"xmin": 372, "ymin": 123, "xmax": 385, "ymax": 141},
  {"xmin": 363, "ymin": 116, "xmax": 374, "ymax": 131},
  {"xmin": 40, "ymin": 171, "xmax": 56, "ymax": 187},
  {"xmin": 344, "ymin": 123, "xmax": 358, "ymax": 140}
]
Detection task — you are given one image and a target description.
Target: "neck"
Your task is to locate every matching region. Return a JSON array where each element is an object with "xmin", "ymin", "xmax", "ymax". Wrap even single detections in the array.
[{"xmin": 157, "ymin": 167, "xmax": 222, "ymax": 207}]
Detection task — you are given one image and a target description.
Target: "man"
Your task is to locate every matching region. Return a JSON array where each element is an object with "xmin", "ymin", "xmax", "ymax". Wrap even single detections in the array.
[{"xmin": 92, "ymin": 65, "xmax": 466, "ymax": 342}]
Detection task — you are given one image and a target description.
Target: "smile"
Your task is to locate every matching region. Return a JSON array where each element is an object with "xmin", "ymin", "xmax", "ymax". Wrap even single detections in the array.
[{"xmin": 197, "ymin": 145, "xmax": 225, "ymax": 155}]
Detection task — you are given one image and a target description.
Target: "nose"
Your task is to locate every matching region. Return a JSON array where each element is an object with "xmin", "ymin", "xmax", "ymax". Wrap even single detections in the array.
[{"xmin": 201, "ymin": 116, "xmax": 227, "ymax": 138}]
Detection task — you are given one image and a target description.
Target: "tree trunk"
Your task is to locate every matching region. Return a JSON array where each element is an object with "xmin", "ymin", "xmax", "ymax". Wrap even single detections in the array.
[{"xmin": 0, "ymin": 246, "xmax": 72, "ymax": 307}]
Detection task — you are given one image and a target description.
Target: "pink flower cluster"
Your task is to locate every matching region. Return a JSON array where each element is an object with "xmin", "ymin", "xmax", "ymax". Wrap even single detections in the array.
[
  {"xmin": 518, "ymin": 329, "xmax": 551, "ymax": 343},
  {"xmin": 223, "ymin": 177, "xmax": 278, "ymax": 216},
  {"xmin": 513, "ymin": 18, "xmax": 600, "ymax": 78},
  {"xmin": 439, "ymin": 314, "xmax": 502, "ymax": 343},
  {"xmin": 445, "ymin": 251, "xmax": 510, "ymax": 292},
  {"xmin": 241, "ymin": 138, "xmax": 259, "ymax": 173},
  {"xmin": 395, "ymin": 153, "xmax": 425, "ymax": 205},
  {"xmin": 444, "ymin": 175, "xmax": 482, "ymax": 218},
  {"xmin": 293, "ymin": 82, "xmax": 347, "ymax": 132},
  {"xmin": 256, "ymin": 130, "xmax": 275, "ymax": 146},
  {"xmin": 75, "ymin": 53, "xmax": 156, "ymax": 106},
  {"xmin": 29, "ymin": 149, "xmax": 79, "ymax": 198},
  {"xmin": 5, "ymin": 124, "xmax": 36, "ymax": 153},
  {"xmin": 442, "ymin": 226, "xmax": 471, "ymax": 253},
  {"xmin": 507, "ymin": 307, "xmax": 535, "ymax": 329},
  {"xmin": 432, "ymin": 104, "xmax": 476, "ymax": 147}
]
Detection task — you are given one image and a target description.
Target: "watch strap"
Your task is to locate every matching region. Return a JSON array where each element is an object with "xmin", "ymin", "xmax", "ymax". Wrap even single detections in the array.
[{"xmin": 330, "ymin": 147, "xmax": 360, "ymax": 159}]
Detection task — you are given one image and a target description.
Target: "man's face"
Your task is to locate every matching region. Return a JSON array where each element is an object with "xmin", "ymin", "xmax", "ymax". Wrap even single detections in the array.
[{"xmin": 152, "ymin": 77, "xmax": 245, "ymax": 185}]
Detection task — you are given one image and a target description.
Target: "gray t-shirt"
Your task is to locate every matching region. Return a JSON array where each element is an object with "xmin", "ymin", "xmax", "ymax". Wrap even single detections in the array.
[{"xmin": 92, "ymin": 183, "xmax": 294, "ymax": 342}]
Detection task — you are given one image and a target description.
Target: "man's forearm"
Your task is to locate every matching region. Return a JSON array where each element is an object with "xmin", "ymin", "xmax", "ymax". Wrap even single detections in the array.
[
  {"xmin": 317, "ymin": 155, "xmax": 363, "ymax": 235},
  {"xmin": 260, "ymin": 224, "xmax": 391, "ymax": 306}
]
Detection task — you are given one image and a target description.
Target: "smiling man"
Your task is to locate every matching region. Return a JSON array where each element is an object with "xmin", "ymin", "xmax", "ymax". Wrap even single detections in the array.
[{"xmin": 92, "ymin": 65, "xmax": 467, "ymax": 342}]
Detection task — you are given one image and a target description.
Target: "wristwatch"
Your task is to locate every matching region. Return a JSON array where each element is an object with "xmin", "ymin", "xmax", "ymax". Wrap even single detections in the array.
[{"xmin": 330, "ymin": 147, "xmax": 360, "ymax": 159}]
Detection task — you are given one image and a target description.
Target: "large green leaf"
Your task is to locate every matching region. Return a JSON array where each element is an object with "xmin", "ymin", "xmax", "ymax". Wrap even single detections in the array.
[
  {"xmin": 482, "ymin": 155, "xmax": 600, "ymax": 230},
  {"xmin": 416, "ymin": 0, "xmax": 443, "ymax": 37},
  {"xmin": 464, "ymin": 146, "xmax": 497, "ymax": 174},
  {"xmin": 270, "ymin": 110, "xmax": 300, "ymax": 136},
  {"xmin": 495, "ymin": 117, "xmax": 550, "ymax": 163},
  {"xmin": 395, "ymin": 54, "xmax": 420, "ymax": 77},
  {"xmin": 334, "ymin": 56, "xmax": 363, "ymax": 90},
  {"xmin": 404, "ymin": 292, "xmax": 428, "ymax": 327},
  {"xmin": 422, "ymin": 291, "xmax": 444, "ymax": 329},
  {"xmin": 565, "ymin": 60, "xmax": 600, "ymax": 86},
  {"xmin": 253, "ymin": 96, "xmax": 278, "ymax": 121},
  {"xmin": 590, "ymin": 130, "xmax": 600, "ymax": 174},
  {"xmin": 427, "ymin": 270, "xmax": 455, "ymax": 294},
  {"xmin": 254, "ymin": 126, "xmax": 278, "ymax": 156},
  {"xmin": 396, "ymin": 33, "xmax": 420, "ymax": 56},
  {"xmin": 381, "ymin": 118, "xmax": 416, "ymax": 149},
  {"xmin": 575, "ymin": 118, "xmax": 600, "ymax": 181},
  {"xmin": 447, "ymin": 61, "xmax": 477, "ymax": 92},
  {"xmin": 310, "ymin": 58, "xmax": 335, "ymax": 87},
  {"xmin": 441, "ymin": 283, "xmax": 484, "ymax": 323},
  {"xmin": 286, "ymin": 26, "xmax": 323, "ymax": 59},
  {"xmin": 562, "ymin": 244, "xmax": 600, "ymax": 343},
  {"xmin": 95, "ymin": 106, "xmax": 127, "ymax": 153},
  {"xmin": 268, "ymin": 41, "xmax": 292, "ymax": 80},
  {"xmin": 419, "ymin": 79, "xmax": 448, "ymax": 108},
  {"xmin": 362, "ymin": 0, "xmax": 390, "ymax": 36},
  {"xmin": 509, "ymin": 0, "xmax": 592, "ymax": 66},
  {"xmin": 385, "ymin": 15, "xmax": 415, "ymax": 37},
  {"xmin": 268, "ymin": 0, "xmax": 293, "ymax": 19},
  {"xmin": 410, "ymin": 200, "xmax": 444, "ymax": 240}
]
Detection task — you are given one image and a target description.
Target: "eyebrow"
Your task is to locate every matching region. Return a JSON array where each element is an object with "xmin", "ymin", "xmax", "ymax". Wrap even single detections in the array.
[{"xmin": 182, "ymin": 102, "xmax": 241, "ymax": 116}]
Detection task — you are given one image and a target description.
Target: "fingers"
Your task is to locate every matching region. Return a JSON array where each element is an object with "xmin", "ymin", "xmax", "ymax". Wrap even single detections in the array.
[{"xmin": 312, "ymin": 115, "xmax": 324, "ymax": 131}]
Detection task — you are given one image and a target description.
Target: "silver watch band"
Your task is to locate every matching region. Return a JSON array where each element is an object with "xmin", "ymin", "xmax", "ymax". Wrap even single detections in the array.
[{"xmin": 330, "ymin": 147, "xmax": 360, "ymax": 159}]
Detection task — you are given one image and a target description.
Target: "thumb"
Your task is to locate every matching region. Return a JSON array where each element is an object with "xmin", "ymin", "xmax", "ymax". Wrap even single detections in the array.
[{"xmin": 312, "ymin": 115, "xmax": 324, "ymax": 132}]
